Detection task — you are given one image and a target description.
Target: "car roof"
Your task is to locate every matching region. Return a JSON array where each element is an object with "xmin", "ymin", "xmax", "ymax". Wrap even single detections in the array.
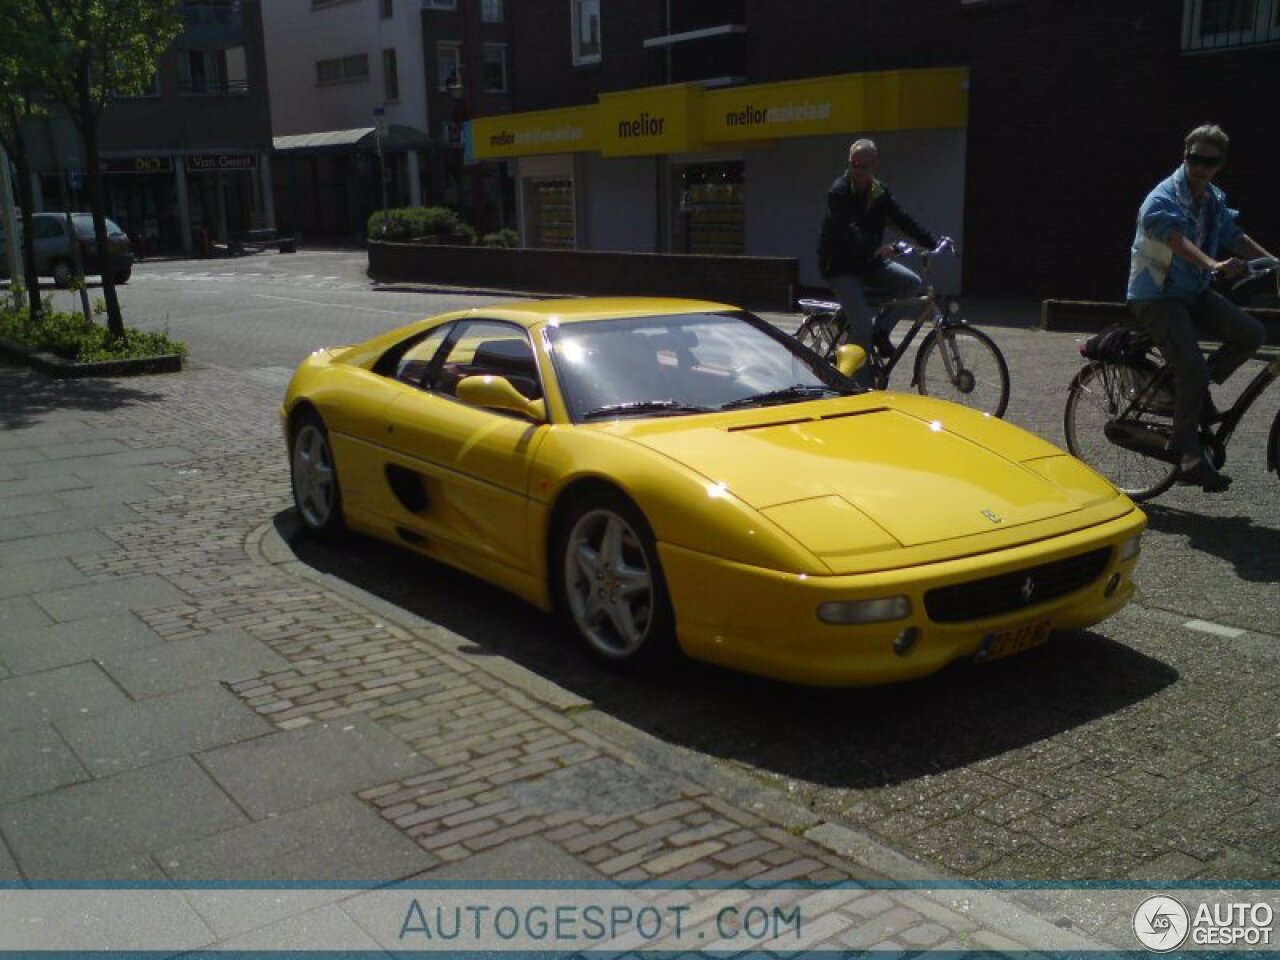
[{"xmin": 452, "ymin": 296, "xmax": 740, "ymax": 328}]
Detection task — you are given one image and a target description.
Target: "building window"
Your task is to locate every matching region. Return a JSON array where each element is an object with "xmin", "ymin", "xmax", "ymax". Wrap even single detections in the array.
[
  {"xmin": 571, "ymin": 0, "xmax": 601, "ymax": 64},
  {"xmin": 179, "ymin": 46, "xmax": 248, "ymax": 95},
  {"xmin": 381, "ymin": 0, "xmax": 393, "ymax": 18},
  {"xmin": 383, "ymin": 48, "xmax": 400, "ymax": 101},
  {"xmin": 481, "ymin": 0, "xmax": 504, "ymax": 22},
  {"xmin": 437, "ymin": 42, "xmax": 463, "ymax": 91},
  {"xmin": 1183, "ymin": 0, "xmax": 1280, "ymax": 50},
  {"xmin": 424, "ymin": 0, "xmax": 456, "ymax": 9},
  {"xmin": 482, "ymin": 43, "xmax": 507, "ymax": 92},
  {"xmin": 316, "ymin": 53, "xmax": 370, "ymax": 85}
]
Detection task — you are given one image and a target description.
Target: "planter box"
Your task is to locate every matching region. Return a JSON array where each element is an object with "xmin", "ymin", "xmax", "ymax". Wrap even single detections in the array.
[
  {"xmin": 368, "ymin": 241, "xmax": 799, "ymax": 312},
  {"xmin": 0, "ymin": 337, "xmax": 182, "ymax": 378}
]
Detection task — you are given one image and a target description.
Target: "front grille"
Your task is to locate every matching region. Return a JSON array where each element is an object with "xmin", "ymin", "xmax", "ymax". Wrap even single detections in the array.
[{"xmin": 924, "ymin": 547, "xmax": 1112, "ymax": 623}]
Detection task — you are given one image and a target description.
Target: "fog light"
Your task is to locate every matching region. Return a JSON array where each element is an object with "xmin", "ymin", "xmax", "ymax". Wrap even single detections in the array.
[
  {"xmin": 818, "ymin": 596, "xmax": 911, "ymax": 625},
  {"xmin": 1104, "ymin": 572, "xmax": 1122, "ymax": 598},
  {"xmin": 1119, "ymin": 534, "xmax": 1142, "ymax": 562},
  {"xmin": 893, "ymin": 626, "xmax": 920, "ymax": 656}
]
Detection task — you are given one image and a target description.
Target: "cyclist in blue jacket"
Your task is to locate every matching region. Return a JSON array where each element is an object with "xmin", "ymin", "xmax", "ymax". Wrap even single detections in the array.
[{"xmin": 1126, "ymin": 123, "xmax": 1273, "ymax": 490}]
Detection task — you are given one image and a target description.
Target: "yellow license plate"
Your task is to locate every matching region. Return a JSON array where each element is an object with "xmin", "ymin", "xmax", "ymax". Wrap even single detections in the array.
[{"xmin": 975, "ymin": 619, "xmax": 1052, "ymax": 663}]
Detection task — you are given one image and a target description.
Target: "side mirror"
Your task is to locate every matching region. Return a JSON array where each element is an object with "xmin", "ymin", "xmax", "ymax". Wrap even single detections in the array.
[
  {"xmin": 835, "ymin": 344, "xmax": 867, "ymax": 379},
  {"xmin": 456, "ymin": 375, "xmax": 547, "ymax": 423}
]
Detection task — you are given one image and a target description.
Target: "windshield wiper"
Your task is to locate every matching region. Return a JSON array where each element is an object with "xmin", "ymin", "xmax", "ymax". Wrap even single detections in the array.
[
  {"xmin": 581, "ymin": 399, "xmax": 716, "ymax": 420},
  {"xmin": 719, "ymin": 384, "xmax": 841, "ymax": 410}
]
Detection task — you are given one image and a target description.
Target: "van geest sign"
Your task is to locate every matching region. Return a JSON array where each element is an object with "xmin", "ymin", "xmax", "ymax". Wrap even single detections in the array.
[{"xmin": 186, "ymin": 154, "xmax": 257, "ymax": 173}]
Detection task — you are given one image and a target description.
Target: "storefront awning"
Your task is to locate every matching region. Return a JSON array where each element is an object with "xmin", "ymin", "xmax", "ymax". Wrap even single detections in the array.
[
  {"xmin": 273, "ymin": 125, "xmax": 431, "ymax": 153},
  {"xmin": 468, "ymin": 67, "xmax": 968, "ymax": 162}
]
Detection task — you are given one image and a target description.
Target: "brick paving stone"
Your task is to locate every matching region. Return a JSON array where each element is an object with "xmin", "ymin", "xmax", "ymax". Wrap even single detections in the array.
[
  {"xmin": 612, "ymin": 820, "xmax": 686, "ymax": 853},
  {"xmin": 642, "ymin": 840, "xmax": 727, "ymax": 875},
  {"xmin": 464, "ymin": 818, "xmax": 546, "ymax": 852},
  {"xmin": 414, "ymin": 818, "xmax": 501, "ymax": 849},
  {"xmin": 563, "ymin": 820, "xmax": 635, "ymax": 854},
  {"xmin": 713, "ymin": 839, "xmax": 778, "ymax": 866},
  {"xmin": 633, "ymin": 799, "xmax": 703, "ymax": 826}
]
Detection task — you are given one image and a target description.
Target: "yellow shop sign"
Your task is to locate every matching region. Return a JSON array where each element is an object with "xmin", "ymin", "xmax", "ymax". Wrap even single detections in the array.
[
  {"xmin": 469, "ymin": 105, "xmax": 598, "ymax": 160},
  {"xmin": 704, "ymin": 68, "xmax": 968, "ymax": 143},
  {"xmin": 597, "ymin": 84, "xmax": 705, "ymax": 157}
]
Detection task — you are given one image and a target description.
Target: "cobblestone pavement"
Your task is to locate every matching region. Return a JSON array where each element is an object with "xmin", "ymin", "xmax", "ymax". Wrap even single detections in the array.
[{"xmin": 1, "ymin": 316, "xmax": 1277, "ymax": 949}]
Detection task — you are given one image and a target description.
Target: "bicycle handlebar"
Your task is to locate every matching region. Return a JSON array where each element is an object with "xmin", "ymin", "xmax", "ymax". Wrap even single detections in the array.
[{"xmin": 889, "ymin": 236, "xmax": 957, "ymax": 259}]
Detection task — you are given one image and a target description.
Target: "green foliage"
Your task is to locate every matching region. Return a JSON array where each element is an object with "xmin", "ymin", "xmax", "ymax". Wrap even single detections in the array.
[
  {"xmin": 0, "ymin": 299, "xmax": 186, "ymax": 362},
  {"xmin": 480, "ymin": 229, "xmax": 520, "ymax": 248},
  {"xmin": 367, "ymin": 206, "xmax": 476, "ymax": 243}
]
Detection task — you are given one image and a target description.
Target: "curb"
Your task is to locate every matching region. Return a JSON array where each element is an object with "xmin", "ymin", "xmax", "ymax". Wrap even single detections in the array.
[
  {"xmin": 249, "ymin": 520, "xmax": 1109, "ymax": 951},
  {"xmin": 0, "ymin": 337, "xmax": 182, "ymax": 377}
]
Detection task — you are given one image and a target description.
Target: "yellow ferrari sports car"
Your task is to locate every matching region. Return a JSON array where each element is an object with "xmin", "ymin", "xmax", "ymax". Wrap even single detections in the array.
[{"xmin": 283, "ymin": 297, "xmax": 1144, "ymax": 687}]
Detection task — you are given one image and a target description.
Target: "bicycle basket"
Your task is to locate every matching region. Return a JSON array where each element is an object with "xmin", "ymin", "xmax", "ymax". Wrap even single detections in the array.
[{"xmin": 1080, "ymin": 324, "xmax": 1152, "ymax": 364}]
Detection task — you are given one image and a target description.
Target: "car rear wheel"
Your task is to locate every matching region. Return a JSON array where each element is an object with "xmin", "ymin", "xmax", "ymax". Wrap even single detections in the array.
[
  {"xmin": 555, "ymin": 490, "xmax": 676, "ymax": 669},
  {"xmin": 52, "ymin": 258, "xmax": 74, "ymax": 288},
  {"xmin": 289, "ymin": 410, "xmax": 346, "ymax": 538},
  {"xmin": 114, "ymin": 267, "xmax": 131, "ymax": 284}
]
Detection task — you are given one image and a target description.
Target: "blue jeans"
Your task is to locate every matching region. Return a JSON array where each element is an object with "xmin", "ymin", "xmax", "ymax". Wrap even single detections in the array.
[
  {"xmin": 829, "ymin": 261, "xmax": 924, "ymax": 386},
  {"xmin": 1130, "ymin": 291, "xmax": 1265, "ymax": 458}
]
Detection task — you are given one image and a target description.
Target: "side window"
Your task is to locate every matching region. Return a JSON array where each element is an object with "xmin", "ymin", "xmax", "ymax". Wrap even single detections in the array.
[
  {"xmin": 433, "ymin": 320, "xmax": 541, "ymax": 403},
  {"xmin": 389, "ymin": 325, "xmax": 451, "ymax": 387},
  {"xmin": 34, "ymin": 218, "xmax": 64, "ymax": 239}
]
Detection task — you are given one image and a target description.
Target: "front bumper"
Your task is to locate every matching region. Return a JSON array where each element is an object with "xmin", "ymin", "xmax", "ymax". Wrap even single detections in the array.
[{"xmin": 659, "ymin": 508, "xmax": 1146, "ymax": 687}]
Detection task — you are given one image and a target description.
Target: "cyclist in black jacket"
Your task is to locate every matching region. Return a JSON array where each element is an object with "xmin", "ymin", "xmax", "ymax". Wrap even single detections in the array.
[{"xmin": 818, "ymin": 139, "xmax": 935, "ymax": 384}]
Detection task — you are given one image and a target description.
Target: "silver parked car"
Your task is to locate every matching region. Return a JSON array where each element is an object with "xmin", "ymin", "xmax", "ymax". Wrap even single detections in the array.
[{"xmin": 0, "ymin": 212, "xmax": 134, "ymax": 287}]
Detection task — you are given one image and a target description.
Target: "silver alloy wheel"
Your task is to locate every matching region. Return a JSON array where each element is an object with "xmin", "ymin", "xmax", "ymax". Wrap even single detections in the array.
[
  {"xmin": 291, "ymin": 423, "xmax": 337, "ymax": 530},
  {"xmin": 563, "ymin": 508, "xmax": 654, "ymax": 659}
]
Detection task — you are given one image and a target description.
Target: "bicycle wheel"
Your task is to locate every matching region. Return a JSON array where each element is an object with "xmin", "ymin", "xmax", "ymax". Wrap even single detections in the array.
[
  {"xmin": 914, "ymin": 324, "xmax": 1010, "ymax": 418},
  {"xmin": 1063, "ymin": 361, "xmax": 1178, "ymax": 501},
  {"xmin": 794, "ymin": 313, "xmax": 842, "ymax": 362}
]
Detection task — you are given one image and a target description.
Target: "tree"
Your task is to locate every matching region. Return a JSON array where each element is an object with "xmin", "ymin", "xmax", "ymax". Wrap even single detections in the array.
[
  {"xmin": 30, "ymin": 0, "xmax": 181, "ymax": 338},
  {"xmin": 0, "ymin": 0, "xmax": 47, "ymax": 317}
]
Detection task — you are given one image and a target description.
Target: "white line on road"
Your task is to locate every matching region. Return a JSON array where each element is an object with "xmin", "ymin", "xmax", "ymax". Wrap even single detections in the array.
[
  {"xmin": 253, "ymin": 293, "xmax": 420, "ymax": 316},
  {"xmin": 1183, "ymin": 619, "xmax": 1246, "ymax": 638}
]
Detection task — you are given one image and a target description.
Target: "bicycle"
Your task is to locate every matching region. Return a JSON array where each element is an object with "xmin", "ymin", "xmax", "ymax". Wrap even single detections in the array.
[
  {"xmin": 794, "ymin": 237, "xmax": 1010, "ymax": 418},
  {"xmin": 1063, "ymin": 256, "xmax": 1280, "ymax": 501}
]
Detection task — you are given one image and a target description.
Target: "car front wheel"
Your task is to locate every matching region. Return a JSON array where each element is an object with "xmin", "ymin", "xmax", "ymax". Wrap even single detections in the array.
[
  {"xmin": 289, "ymin": 410, "xmax": 345, "ymax": 538},
  {"xmin": 555, "ymin": 491, "xmax": 676, "ymax": 670},
  {"xmin": 52, "ymin": 258, "xmax": 74, "ymax": 288}
]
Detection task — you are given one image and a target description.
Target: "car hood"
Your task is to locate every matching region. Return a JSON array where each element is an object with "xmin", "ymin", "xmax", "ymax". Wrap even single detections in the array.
[{"xmin": 605, "ymin": 395, "xmax": 1124, "ymax": 565}]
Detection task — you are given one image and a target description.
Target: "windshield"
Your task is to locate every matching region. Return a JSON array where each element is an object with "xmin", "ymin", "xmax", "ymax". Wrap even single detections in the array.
[
  {"xmin": 71, "ymin": 214, "xmax": 126, "ymax": 238},
  {"xmin": 547, "ymin": 311, "xmax": 855, "ymax": 422}
]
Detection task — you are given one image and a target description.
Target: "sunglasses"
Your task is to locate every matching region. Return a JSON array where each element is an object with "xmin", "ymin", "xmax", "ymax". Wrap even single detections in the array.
[{"xmin": 1185, "ymin": 152, "xmax": 1223, "ymax": 169}]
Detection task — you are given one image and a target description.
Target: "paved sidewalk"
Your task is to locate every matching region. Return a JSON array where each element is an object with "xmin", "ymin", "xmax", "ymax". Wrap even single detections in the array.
[{"xmin": 0, "ymin": 358, "xmax": 1135, "ymax": 951}]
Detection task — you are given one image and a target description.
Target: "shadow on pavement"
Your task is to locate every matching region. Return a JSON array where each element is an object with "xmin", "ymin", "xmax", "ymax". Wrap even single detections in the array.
[
  {"xmin": 0, "ymin": 362, "xmax": 166, "ymax": 431},
  {"xmin": 276, "ymin": 510, "xmax": 1177, "ymax": 791},
  {"xmin": 1142, "ymin": 503, "xmax": 1280, "ymax": 584}
]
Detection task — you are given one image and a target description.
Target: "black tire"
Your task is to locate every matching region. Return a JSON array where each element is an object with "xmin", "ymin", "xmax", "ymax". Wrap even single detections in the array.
[
  {"xmin": 289, "ymin": 409, "xmax": 347, "ymax": 538},
  {"xmin": 113, "ymin": 267, "xmax": 132, "ymax": 284},
  {"xmin": 914, "ymin": 324, "xmax": 1010, "ymax": 418},
  {"xmin": 52, "ymin": 258, "xmax": 74, "ymax": 289},
  {"xmin": 553, "ymin": 489, "xmax": 677, "ymax": 671},
  {"xmin": 1063, "ymin": 361, "xmax": 1178, "ymax": 501},
  {"xmin": 794, "ymin": 313, "xmax": 842, "ymax": 362}
]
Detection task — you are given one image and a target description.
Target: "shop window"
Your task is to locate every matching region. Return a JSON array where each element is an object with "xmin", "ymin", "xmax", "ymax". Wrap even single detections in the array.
[
  {"xmin": 438, "ymin": 42, "xmax": 463, "ymax": 91},
  {"xmin": 424, "ymin": 0, "xmax": 457, "ymax": 9},
  {"xmin": 383, "ymin": 48, "xmax": 400, "ymax": 101},
  {"xmin": 1182, "ymin": 0, "xmax": 1279, "ymax": 49},
  {"xmin": 481, "ymin": 0, "xmax": 504, "ymax": 23},
  {"xmin": 179, "ymin": 46, "xmax": 248, "ymax": 95},
  {"xmin": 380, "ymin": 0, "xmax": 393, "ymax": 17},
  {"xmin": 673, "ymin": 162, "xmax": 743, "ymax": 256},
  {"xmin": 316, "ymin": 53, "xmax": 370, "ymax": 86},
  {"xmin": 525, "ymin": 179, "xmax": 575, "ymax": 249},
  {"xmin": 483, "ymin": 44, "xmax": 508, "ymax": 93},
  {"xmin": 571, "ymin": 0, "xmax": 601, "ymax": 64}
]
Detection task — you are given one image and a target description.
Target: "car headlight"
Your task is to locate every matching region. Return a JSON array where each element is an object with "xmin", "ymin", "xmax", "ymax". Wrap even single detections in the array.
[
  {"xmin": 818, "ymin": 596, "xmax": 912, "ymax": 625},
  {"xmin": 1119, "ymin": 534, "xmax": 1142, "ymax": 562}
]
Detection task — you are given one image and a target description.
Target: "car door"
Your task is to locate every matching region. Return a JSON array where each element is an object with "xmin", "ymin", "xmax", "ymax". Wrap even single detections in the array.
[
  {"xmin": 31, "ymin": 216, "xmax": 68, "ymax": 274},
  {"xmin": 379, "ymin": 319, "xmax": 548, "ymax": 575}
]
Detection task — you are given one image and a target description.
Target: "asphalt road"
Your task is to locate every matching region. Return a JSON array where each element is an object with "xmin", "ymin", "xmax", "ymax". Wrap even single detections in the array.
[{"xmin": 57, "ymin": 249, "xmax": 1280, "ymax": 882}]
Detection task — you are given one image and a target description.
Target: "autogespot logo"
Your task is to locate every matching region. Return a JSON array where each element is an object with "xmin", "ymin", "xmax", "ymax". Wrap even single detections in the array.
[{"xmin": 1134, "ymin": 895, "xmax": 1191, "ymax": 952}]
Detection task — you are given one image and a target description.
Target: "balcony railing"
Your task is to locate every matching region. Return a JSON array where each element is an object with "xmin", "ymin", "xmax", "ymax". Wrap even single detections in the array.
[{"xmin": 1182, "ymin": 0, "xmax": 1279, "ymax": 51}]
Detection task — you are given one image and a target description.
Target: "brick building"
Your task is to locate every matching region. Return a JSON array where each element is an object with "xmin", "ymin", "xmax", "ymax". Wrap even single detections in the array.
[{"xmin": 465, "ymin": 0, "xmax": 1277, "ymax": 300}]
